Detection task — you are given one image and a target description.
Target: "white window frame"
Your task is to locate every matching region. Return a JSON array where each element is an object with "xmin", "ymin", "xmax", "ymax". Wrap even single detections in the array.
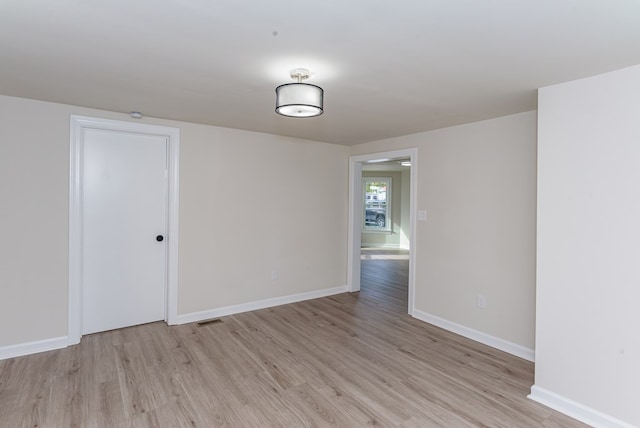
[{"xmin": 362, "ymin": 176, "xmax": 392, "ymax": 232}]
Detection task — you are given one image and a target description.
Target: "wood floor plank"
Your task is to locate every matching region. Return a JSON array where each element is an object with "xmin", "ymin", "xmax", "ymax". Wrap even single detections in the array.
[{"xmin": 0, "ymin": 248, "xmax": 588, "ymax": 427}]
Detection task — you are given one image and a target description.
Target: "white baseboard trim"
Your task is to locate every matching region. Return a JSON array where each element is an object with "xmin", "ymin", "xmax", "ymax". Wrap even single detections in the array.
[
  {"xmin": 1, "ymin": 287, "xmax": 349, "ymax": 359},
  {"xmin": 173, "ymin": 285, "xmax": 349, "ymax": 325},
  {"xmin": 529, "ymin": 385, "xmax": 636, "ymax": 428},
  {"xmin": 0, "ymin": 336, "xmax": 68, "ymax": 360},
  {"xmin": 412, "ymin": 309, "xmax": 535, "ymax": 362}
]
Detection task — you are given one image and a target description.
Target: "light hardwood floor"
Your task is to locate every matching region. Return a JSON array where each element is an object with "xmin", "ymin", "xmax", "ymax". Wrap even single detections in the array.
[{"xmin": 0, "ymin": 249, "xmax": 586, "ymax": 427}]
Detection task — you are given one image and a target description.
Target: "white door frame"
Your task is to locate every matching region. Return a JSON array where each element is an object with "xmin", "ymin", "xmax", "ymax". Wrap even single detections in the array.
[
  {"xmin": 68, "ymin": 115, "xmax": 180, "ymax": 344},
  {"xmin": 347, "ymin": 148, "xmax": 417, "ymax": 315}
]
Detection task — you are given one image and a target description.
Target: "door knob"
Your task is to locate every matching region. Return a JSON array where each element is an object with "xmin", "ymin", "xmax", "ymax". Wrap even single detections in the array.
[{"xmin": 156, "ymin": 235, "xmax": 164, "ymax": 242}]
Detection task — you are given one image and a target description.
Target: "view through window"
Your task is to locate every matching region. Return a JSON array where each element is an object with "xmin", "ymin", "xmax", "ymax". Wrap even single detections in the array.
[{"xmin": 363, "ymin": 177, "xmax": 391, "ymax": 231}]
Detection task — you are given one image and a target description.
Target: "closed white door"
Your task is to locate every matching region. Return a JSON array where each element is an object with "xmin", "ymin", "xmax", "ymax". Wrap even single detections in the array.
[{"xmin": 81, "ymin": 128, "xmax": 168, "ymax": 335}]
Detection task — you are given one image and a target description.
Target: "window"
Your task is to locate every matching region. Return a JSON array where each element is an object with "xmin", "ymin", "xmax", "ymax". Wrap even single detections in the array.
[{"xmin": 363, "ymin": 177, "xmax": 391, "ymax": 232}]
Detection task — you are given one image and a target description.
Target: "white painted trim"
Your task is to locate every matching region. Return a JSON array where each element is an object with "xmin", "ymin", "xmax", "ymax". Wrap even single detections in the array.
[
  {"xmin": 348, "ymin": 148, "xmax": 417, "ymax": 316},
  {"xmin": 166, "ymin": 123, "xmax": 181, "ymax": 325},
  {"xmin": 360, "ymin": 244, "xmax": 408, "ymax": 249},
  {"xmin": 68, "ymin": 115, "xmax": 180, "ymax": 343},
  {"xmin": 407, "ymin": 151, "xmax": 417, "ymax": 316},
  {"xmin": 412, "ymin": 309, "xmax": 535, "ymax": 362},
  {"xmin": 0, "ymin": 337, "xmax": 68, "ymax": 360},
  {"xmin": 528, "ymin": 386, "xmax": 636, "ymax": 428},
  {"xmin": 174, "ymin": 286, "xmax": 349, "ymax": 325},
  {"xmin": 347, "ymin": 161, "xmax": 363, "ymax": 293},
  {"xmin": 68, "ymin": 117, "xmax": 82, "ymax": 345}
]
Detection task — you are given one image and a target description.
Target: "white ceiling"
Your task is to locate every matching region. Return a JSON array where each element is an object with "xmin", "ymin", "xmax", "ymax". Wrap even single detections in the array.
[{"xmin": 2, "ymin": 1, "xmax": 640, "ymax": 145}]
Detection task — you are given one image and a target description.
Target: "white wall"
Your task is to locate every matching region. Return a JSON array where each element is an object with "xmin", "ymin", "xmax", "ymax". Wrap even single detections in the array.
[
  {"xmin": 0, "ymin": 96, "xmax": 71, "ymax": 346},
  {"xmin": 533, "ymin": 65, "xmax": 640, "ymax": 427},
  {"xmin": 178, "ymin": 123, "xmax": 349, "ymax": 313},
  {"xmin": 351, "ymin": 111, "xmax": 538, "ymax": 352},
  {"xmin": 0, "ymin": 95, "xmax": 349, "ymax": 349}
]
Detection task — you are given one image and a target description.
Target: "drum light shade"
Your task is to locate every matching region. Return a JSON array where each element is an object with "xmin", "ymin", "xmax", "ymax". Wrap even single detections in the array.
[{"xmin": 275, "ymin": 68, "xmax": 323, "ymax": 118}]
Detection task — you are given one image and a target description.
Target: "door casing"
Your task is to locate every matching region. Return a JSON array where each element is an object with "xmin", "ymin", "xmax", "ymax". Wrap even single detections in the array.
[{"xmin": 68, "ymin": 115, "xmax": 180, "ymax": 344}]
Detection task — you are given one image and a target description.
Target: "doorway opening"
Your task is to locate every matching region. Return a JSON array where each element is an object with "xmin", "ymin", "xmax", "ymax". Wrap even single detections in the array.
[{"xmin": 347, "ymin": 149, "xmax": 417, "ymax": 315}]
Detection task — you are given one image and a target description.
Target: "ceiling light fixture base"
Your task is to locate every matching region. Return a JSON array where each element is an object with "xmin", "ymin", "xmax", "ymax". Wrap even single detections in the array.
[{"xmin": 290, "ymin": 68, "xmax": 311, "ymax": 82}]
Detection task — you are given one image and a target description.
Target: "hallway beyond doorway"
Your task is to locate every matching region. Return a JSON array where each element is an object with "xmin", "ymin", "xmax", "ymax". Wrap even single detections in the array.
[{"xmin": 360, "ymin": 247, "xmax": 409, "ymax": 314}]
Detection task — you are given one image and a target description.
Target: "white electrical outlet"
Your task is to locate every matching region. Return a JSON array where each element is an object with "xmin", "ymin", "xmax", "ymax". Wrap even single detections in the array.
[
  {"xmin": 271, "ymin": 270, "xmax": 278, "ymax": 281},
  {"xmin": 477, "ymin": 294, "xmax": 487, "ymax": 309}
]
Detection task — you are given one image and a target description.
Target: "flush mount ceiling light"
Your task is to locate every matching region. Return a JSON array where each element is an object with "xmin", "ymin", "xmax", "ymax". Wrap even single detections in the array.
[{"xmin": 275, "ymin": 68, "xmax": 323, "ymax": 118}]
